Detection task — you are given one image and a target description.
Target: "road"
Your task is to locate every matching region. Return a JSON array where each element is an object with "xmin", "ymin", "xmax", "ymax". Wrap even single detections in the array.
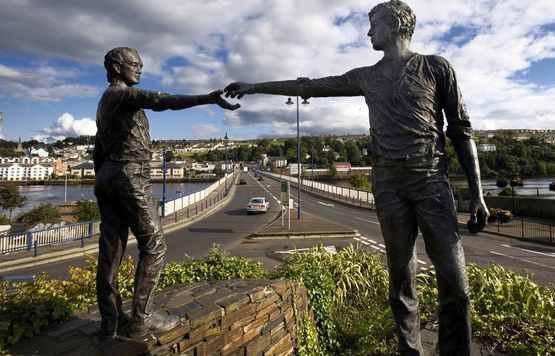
[
  {"xmin": 6, "ymin": 171, "xmax": 555, "ymax": 287},
  {"xmin": 7, "ymin": 172, "xmax": 280, "ymax": 279},
  {"xmin": 258, "ymin": 173, "xmax": 555, "ymax": 287}
]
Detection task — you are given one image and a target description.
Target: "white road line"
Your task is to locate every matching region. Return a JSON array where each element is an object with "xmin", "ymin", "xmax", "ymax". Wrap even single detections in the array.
[
  {"xmin": 317, "ymin": 201, "xmax": 335, "ymax": 207},
  {"xmin": 378, "ymin": 243, "xmax": 386, "ymax": 248},
  {"xmin": 359, "ymin": 236, "xmax": 377, "ymax": 244},
  {"xmin": 501, "ymin": 244, "xmax": 555, "ymax": 258},
  {"xmin": 355, "ymin": 216, "xmax": 380, "ymax": 225},
  {"xmin": 417, "ymin": 260, "xmax": 428, "ymax": 265},
  {"xmin": 489, "ymin": 250, "xmax": 555, "ymax": 270},
  {"xmin": 354, "ymin": 237, "xmax": 371, "ymax": 246}
]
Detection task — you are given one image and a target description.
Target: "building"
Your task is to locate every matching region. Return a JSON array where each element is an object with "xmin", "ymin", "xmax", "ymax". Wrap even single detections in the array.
[
  {"xmin": 268, "ymin": 156, "xmax": 287, "ymax": 168},
  {"xmin": 70, "ymin": 161, "xmax": 95, "ymax": 178},
  {"xmin": 0, "ymin": 162, "xmax": 54, "ymax": 181},
  {"xmin": 30, "ymin": 147, "xmax": 49, "ymax": 158},
  {"xmin": 478, "ymin": 144, "xmax": 496, "ymax": 152}
]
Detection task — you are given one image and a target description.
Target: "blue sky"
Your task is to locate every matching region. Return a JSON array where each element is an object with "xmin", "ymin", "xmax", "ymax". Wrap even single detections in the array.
[{"xmin": 1, "ymin": 0, "xmax": 555, "ymax": 142}]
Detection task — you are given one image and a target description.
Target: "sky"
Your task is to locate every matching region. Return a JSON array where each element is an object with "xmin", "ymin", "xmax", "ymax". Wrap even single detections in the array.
[{"xmin": 1, "ymin": 0, "xmax": 555, "ymax": 142}]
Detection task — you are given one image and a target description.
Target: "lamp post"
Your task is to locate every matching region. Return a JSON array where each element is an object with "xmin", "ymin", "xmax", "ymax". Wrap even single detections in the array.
[{"xmin": 286, "ymin": 95, "xmax": 309, "ymax": 220}]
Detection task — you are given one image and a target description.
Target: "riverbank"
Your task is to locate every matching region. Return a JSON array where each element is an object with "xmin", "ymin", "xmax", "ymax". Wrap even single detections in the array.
[{"xmin": 0, "ymin": 177, "xmax": 220, "ymax": 186}]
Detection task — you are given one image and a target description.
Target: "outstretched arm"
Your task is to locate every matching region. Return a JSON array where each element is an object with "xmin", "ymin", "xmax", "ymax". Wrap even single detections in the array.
[
  {"xmin": 225, "ymin": 70, "xmax": 363, "ymax": 99},
  {"xmin": 123, "ymin": 88, "xmax": 240, "ymax": 111}
]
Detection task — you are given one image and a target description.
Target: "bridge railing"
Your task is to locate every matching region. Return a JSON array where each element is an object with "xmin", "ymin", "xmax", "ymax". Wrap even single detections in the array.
[
  {"xmin": 0, "ymin": 171, "xmax": 238, "ymax": 255},
  {"xmin": 260, "ymin": 171, "xmax": 375, "ymax": 209},
  {"xmin": 0, "ymin": 221, "xmax": 99, "ymax": 255}
]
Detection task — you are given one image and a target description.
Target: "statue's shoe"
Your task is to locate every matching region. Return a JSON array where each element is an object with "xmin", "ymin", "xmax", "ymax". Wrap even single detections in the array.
[{"xmin": 127, "ymin": 311, "xmax": 181, "ymax": 339}]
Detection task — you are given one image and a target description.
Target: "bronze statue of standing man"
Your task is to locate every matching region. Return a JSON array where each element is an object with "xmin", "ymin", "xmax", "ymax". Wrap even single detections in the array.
[
  {"xmin": 225, "ymin": 1, "xmax": 489, "ymax": 355},
  {"xmin": 94, "ymin": 47, "xmax": 239, "ymax": 341}
]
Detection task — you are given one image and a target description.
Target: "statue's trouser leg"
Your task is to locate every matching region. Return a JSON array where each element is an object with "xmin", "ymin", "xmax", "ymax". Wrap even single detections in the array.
[
  {"xmin": 114, "ymin": 162, "xmax": 168, "ymax": 325},
  {"xmin": 375, "ymin": 173, "xmax": 471, "ymax": 356},
  {"xmin": 413, "ymin": 180, "xmax": 471, "ymax": 356},
  {"xmin": 376, "ymin": 189, "xmax": 423, "ymax": 356},
  {"xmin": 95, "ymin": 163, "xmax": 130, "ymax": 337}
]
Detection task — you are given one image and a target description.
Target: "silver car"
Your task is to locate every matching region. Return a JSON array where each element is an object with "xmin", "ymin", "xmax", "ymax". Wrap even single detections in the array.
[{"xmin": 246, "ymin": 197, "xmax": 270, "ymax": 214}]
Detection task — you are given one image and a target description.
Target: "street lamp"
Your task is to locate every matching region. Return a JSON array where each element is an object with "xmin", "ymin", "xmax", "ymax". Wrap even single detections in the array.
[{"xmin": 286, "ymin": 95, "xmax": 309, "ymax": 220}]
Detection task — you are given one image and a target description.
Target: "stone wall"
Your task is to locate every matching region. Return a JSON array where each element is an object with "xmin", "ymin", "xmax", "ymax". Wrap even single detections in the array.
[{"xmin": 13, "ymin": 279, "xmax": 310, "ymax": 356}]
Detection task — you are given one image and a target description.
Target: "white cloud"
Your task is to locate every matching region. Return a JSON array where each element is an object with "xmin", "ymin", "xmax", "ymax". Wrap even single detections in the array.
[
  {"xmin": 34, "ymin": 113, "xmax": 96, "ymax": 142},
  {"xmin": 2, "ymin": 0, "xmax": 555, "ymax": 134},
  {"xmin": 0, "ymin": 63, "xmax": 98, "ymax": 101},
  {"xmin": 191, "ymin": 123, "xmax": 221, "ymax": 138}
]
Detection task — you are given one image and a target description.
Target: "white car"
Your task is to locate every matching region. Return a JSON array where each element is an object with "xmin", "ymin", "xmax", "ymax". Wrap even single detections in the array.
[{"xmin": 246, "ymin": 197, "xmax": 270, "ymax": 214}]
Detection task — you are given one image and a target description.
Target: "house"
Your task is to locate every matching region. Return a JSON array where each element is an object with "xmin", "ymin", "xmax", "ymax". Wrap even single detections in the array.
[
  {"xmin": 31, "ymin": 147, "xmax": 49, "ymax": 158},
  {"xmin": 334, "ymin": 162, "xmax": 352, "ymax": 172},
  {"xmin": 268, "ymin": 156, "xmax": 287, "ymax": 168},
  {"xmin": 477, "ymin": 144, "xmax": 496, "ymax": 152},
  {"xmin": 70, "ymin": 161, "xmax": 95, "ymax": 178}
]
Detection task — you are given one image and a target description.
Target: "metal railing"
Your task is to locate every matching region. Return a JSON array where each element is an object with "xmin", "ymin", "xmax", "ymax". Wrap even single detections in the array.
[
  {"xmin": 0, "ymin": 221, "xmax": 99, "ymax": 255},
  {"xmin": 260, "ymin": 171, "xmax": 375, "ymax": 209},
  {"xmin": 0, "ymin": 171, "xmax": 238, "ymax": 255},
  {"xmin": 485, "ymin": 216, "xmax": 554, "ymax": 246}
]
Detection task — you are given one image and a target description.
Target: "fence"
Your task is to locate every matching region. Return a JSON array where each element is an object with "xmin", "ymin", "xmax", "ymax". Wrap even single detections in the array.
[
  {"xmin": 0, "ymin": 221, "xmax": 100, "ymax": 255},
  {"xmin": 260, "ymin": 171, "xmax": 375, "ymax": 209},
  {"xmin": 485, "ymin": 215, "xmax": 555, "ymax": 246},
  {"xmin": 0, "ymin": 171, "xmax": 238, "ymax": 255}
]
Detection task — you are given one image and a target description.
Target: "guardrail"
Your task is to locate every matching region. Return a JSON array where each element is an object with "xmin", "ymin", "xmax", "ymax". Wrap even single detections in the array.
[
  {"xmin": 0, "ymin": 171, "xmax": 238, "ymax": 255},
  {"xmin": 485, "ymin": 215, "xmax": 554, "ymax": 246},
  {"xmin": 259, "ymin": 171, "xmax": 375, "ymax": 209},
  {"xmin": 0, "ymin": 221, "xmax": 99, "ymax": 255}
]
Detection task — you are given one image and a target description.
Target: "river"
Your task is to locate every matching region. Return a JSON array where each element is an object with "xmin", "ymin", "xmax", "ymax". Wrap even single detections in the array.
[{"xmin": 8, "ymin": 182, "xmax": 211, "ymax": 217}]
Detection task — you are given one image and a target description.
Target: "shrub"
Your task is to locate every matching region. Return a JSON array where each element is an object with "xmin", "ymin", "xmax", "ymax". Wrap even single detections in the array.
[
  {"xmin": 16, "ymin": 203, "xmax": 61, "ymax": 228},
  {"xmin": 0, "ymin": 246, "xmax": 265, "ymax": 352},
  {"xmin": 272, "ymin": 245, "xmax": 397, "ymax": 355},
  {"xmin": 418, "ymin": 264, "xmax": 555, "ymax": 355},
  {"xmin": 498, "ymin": 187, "xmax": 515, "ymax": 196},
  {"xmin": 0, "ymin": 214, "xmax": 10, "ymax": 225},
  {"xmin": 75, "ymin": 200, "xmax": 100, "ymax": 222}
]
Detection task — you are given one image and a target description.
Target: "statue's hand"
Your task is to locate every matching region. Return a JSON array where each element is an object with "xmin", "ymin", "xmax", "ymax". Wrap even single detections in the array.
[
  {"xmin": 224, "ymin": 82, "xmax": 255, "ymax": 99},
  {"xmin": 208, "ymin": 90, "xmax": 241, "ymax": 110},
  {"xmin": 467, "ymin": 194, "xmax": 489, "ymax": 233}
]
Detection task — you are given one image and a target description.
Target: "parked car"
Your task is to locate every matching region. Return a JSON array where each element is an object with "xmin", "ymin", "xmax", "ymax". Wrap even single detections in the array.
[
  {"xmin": 487, "ymin": 208, "xmax": 513, "ymax": 223},
  {"xmin": 246, "ymin": 197, "xmax": 270, "ymax": 214},
  {"xmin": 239, "ymin": 179, "xmax": 247, "ymax": 185}
]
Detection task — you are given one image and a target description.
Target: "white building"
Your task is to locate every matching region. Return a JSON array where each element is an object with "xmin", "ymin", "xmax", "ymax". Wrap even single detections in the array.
[
  {"xmin": 0, "ymin": 162, "xmax": 54, "ymax": 181},
  {"xmin": 478, "ymin": 144, "xmax": 496, "ymax": 152},
  {"xmin": 30, "ymin": 148, "xmax": 49, "ymax": 158}
]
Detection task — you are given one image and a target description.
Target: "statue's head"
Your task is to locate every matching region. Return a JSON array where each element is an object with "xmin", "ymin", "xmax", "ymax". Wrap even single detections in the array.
[
  {"xmin": 368, "ymin": 0, "xmax": 416, "ymax": 50},
  {"xmin": 104, "ymin": 47, "xmax": 143, "ymax": 85}
]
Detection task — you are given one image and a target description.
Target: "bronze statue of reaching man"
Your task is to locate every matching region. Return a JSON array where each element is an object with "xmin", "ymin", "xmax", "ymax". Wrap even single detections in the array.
[
  {"xmin": 225, "ymin": 1, "xmax": 488, "ymax": 355},
  {"xmin": 94, "ymin": 46, "xmax": 239, "ymax": 341}
]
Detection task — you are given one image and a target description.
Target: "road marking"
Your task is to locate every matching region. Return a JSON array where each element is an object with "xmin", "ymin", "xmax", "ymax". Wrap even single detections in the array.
[
  {"xmin": 501, "ymin": 244, "xmax": 555, "ymax": 258},
  {"xmin": 358, "ymin": 236, "xmax": 377, "ymax": 244},
  {"xmin": 417, "ymin": 259, "xmax": 428, "ymax": 265},
  {"xmin": 355, "ymin": 216, "xmax": 380, "ymax": 225},
  {"xmin": 378, "ymin": 243, "xmax": 386, "ymax": 248},
  {"xmin": 489, "ymin": 250, "xmax": 555, "ymax": 270},
  {"xmin": 354, "ymin": 237, "xmax": 371, "ymax": 245},
  {"xmin": 317, "ymin": 201, "xmax": 335, "ymax": 207}
]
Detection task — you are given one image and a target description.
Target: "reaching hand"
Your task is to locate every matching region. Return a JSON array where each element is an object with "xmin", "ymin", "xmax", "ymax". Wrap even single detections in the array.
[
  {"xmin": 467, "ymin": 194, "xmax": 489, "ymax": 233},
  {"xmin": 208, "ymin": 90, "xmax": 240, "ymax": 110},
  {"xmin": 224, "ymin": 82, "xmax": 255, "ymax": 99}
]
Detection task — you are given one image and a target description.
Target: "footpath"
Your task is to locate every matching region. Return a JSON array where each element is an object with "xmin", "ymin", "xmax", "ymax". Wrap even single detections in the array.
[{"xmin": 0, "ymin": 176, "xmax": 239, "ymax": 275}]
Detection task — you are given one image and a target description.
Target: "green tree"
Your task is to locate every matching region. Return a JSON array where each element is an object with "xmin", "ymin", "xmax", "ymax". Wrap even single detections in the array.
[
  {"xmin": 345, "ymin": 141, "xmax": 362, "ymax": 166},
  {"xmin": 17, "ymin": 203, "xmax": 61, "ymax": 228},
  {"xmin": 0, "ymin": 185, "xmax": 26, "ymax": 220},
  {"xmin": 0, "ymin": 214, "xmax": 10, "ymax": 225},
  {"xmin": 328, "ymin": 162, "xmax": 337, "ymax": 177},
  {"xmin": 75, "ymin": 200, "xmax": 100, "ymax": 222}
]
